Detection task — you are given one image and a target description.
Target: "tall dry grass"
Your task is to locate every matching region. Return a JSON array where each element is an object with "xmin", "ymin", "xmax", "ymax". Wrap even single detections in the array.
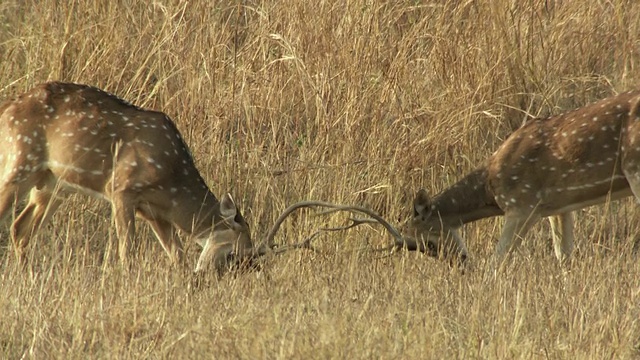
[{"xmin": 0, "ymin": 0, "xmax": 640, "ymax": 358}]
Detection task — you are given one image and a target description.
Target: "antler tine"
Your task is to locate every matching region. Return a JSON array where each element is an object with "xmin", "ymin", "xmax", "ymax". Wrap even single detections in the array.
[
  {"xmin": 307, "ymin": 203, "xmax": 405, "ymax": 242},
  {"xmin": 252, "ymin": 218, "xmax": 376, "ymax": 258},
  {"xmin": 320, "ymin": 217, "xmax": 379, "ymax": 232},
  {"xmin": 259, "ymin": 201, "xmax": 327, "ymax": 248},
  {"xmin": 268, "ymin": 231, "xmax": 321, "ymax": 255}
]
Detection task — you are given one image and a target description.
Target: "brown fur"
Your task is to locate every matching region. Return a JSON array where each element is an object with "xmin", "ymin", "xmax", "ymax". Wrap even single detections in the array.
[
  {"xmin": 0, "ymin": 82, "xmax": 252, "ymax": 272},
  {"xmin": 412, "ymin": 90, "xmax": 640, "ymax": 263}
]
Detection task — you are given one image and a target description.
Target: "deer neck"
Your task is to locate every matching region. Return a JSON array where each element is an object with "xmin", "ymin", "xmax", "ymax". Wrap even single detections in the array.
[
  {"xmin": 168, "ymin": 181, "xmax": 222, "ymax": 237},
  {"xmin": 431, "ymin": 167, "xmax": 504, "ymax": 227}
]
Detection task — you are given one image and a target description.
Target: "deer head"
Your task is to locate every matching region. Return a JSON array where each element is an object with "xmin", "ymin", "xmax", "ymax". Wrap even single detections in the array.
[
  {"xmin": 193, "ymin": 194, "xmax": 253, "ymax": 273},
  {"xmin": 409, "ymin": 189, "xmax": 469, "ymax": 262}
]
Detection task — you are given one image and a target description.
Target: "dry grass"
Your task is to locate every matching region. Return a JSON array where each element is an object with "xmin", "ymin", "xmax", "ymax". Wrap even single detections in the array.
[{"xmin": 1, "ymin": 0, "xmax": 640, "ymax": 358}]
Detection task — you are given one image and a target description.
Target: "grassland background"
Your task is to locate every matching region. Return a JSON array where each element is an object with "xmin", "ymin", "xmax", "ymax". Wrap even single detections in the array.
[{"xmin": 0, "ymin": 0, "xmax": 640, "ymax": 358}]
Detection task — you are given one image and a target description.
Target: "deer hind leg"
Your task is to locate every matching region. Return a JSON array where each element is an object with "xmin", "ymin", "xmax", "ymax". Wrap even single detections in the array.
[
  {"xmin": 11, "ymin": 178, "xmax": 63, "ymax": 260},
  {"xmin": 494, "ymin": 212, "xmax": 541, "ymax": 262},
  {"xmin": 623, "ymin": 169, "xmax": 640, "ymax": 253},
  {"xmin": 0, "ymin": 183, "xmax": 33, "ymax": 261},
  {"xmin": 110, "ymin": 191, "xmax": 137, "ymax": 265},
  {"xmin": 549, "ymin": 212, "xmax": 574, "ymax": 264},
  {"xmin": 0, "ymin": 169, "xmax": 50, "ymax": 262}
]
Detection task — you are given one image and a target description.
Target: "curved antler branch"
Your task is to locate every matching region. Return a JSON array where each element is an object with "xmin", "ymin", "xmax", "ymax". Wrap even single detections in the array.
[
  {"xmin": 260, "ymin": 201, "xmax": 403, "ymax": 246},
  {"xmin": 255, "ymin": 200, "xmax": 432, "ymax": 257},
  {"xmin": 315, "ymin": 206, "xmax": 435, "ymax": 253}
]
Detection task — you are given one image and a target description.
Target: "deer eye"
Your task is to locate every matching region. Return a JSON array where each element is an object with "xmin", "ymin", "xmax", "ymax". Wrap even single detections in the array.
[{"xmin": 234, "ymin": 212, "xmax": 243, "ymax": 224}]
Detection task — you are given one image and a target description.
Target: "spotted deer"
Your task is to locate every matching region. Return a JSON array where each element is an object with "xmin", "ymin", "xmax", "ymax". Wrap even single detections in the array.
[
  {"xmin": 0, "ymin": 81, "xmax": 252, "ymax": 273},
  {"xmin": 410, "ymin": 89, "xmax": 640, "ymax": 264}
]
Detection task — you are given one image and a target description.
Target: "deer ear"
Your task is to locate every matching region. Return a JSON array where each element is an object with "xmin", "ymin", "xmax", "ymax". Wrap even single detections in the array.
[
  {"xmin": 219, "ymin": 193, "xmax": 246, "ymax": 227},
  {"xmin": 220, "ymin": 193, "xmax": 238, "ymax": 219},
  {"xmin": 413, "ymin": 189, "xmax": 432, "ymax": 218}
]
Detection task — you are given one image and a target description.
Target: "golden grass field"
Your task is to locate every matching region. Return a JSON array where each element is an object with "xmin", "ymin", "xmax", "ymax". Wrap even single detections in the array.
[{"xmin": 1, "ymin": 0, "xmax": 640, "ymax": 358}]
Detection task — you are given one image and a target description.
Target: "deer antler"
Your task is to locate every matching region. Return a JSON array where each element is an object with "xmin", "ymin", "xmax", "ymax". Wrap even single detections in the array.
[
  {"xmin": 312, "ymin": 205, "xmax": 436, "ymax": 254},
  {"xmin": 254, "ymin": 200, "xmax": 435, "ymax": 257},
  {"xmin": 258, "ymin": 217, "xmax": 373, "ymax": 255}
]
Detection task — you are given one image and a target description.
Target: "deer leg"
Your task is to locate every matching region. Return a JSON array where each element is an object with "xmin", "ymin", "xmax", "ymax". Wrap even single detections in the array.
[
  {"xmin": 494, "ymin": 213, "xmax": 540, "ymax": 261},
  {"xmin": 11, "ymin": 185, "xmax": 63, "ymax": 258},
  {"xmin": 549, "ymin": 213, "xmax": 574, "ymax": 264},
  {"xmin": 111, "ymin": 192, "xmax": 137, "ymax": 265},
  {"xmin": 146, "ymin": 217, "xmax": 183, "ymax": 265},
  {"xmin": 0, "ymin": 189, "xmax": 19, "ymax": 225},
  {"xmin": 0, "ymin": 182, "xmax": 39, "ymax": 262},
  {"xmin": 623, "ymin": 170, "xmax": 640, "ymax": 256},
  {"xmin": 448, "ymin": 229, "xmax": 469, "ymax": 261},
  {"xmin": 0, "ymin": 189, "xmax": 22, "ymax": 224}
]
